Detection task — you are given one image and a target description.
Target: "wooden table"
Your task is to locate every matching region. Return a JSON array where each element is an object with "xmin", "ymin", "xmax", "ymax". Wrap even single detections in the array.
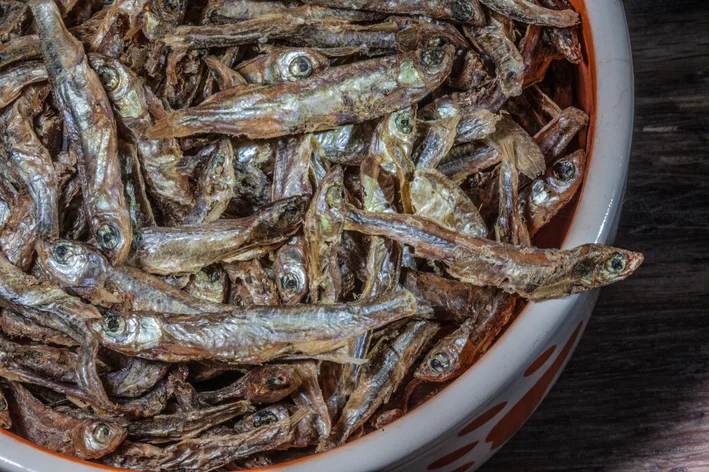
[{"xmin": 480, "ymin": 1, "xmax": 709, "ymax": 470}]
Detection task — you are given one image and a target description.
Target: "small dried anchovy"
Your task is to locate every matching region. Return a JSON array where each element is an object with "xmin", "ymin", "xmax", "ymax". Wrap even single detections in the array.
[{"xmin": 0, "ymin": 1, "xmax": 643, "ymax": 469}]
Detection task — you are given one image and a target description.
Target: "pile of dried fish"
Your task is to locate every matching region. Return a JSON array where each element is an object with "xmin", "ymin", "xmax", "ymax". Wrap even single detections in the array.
[{"xmin": 0, "ymin": 0, "xmax": 642, "ymax": 469}]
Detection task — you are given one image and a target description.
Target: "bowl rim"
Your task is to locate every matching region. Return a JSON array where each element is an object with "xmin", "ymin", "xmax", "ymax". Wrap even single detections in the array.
[{"xmin": 0, "ymin": 1, "xmax": 634, "ymax": 470}]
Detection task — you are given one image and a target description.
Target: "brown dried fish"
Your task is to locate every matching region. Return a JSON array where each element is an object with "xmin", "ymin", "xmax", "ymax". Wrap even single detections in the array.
[
  {"xmin": 300, "ymin": 0, "xmax": 485, "ymax": 24},
  {"xmin": 521, "ymin": 149, "xmax": 586, "ymax": 236},
  {"xmin": 88, "ymin": 54, "xmax": 194, "ymax": 220},
  {"xmin": 203, "ymin": 0, "xmax": 385, "ymax": 24},
  {"xmin": 0, "ymin": 60, "xmax": 47, "ymax": 109},
  {"xmin": 479, "ymin": 0, "xmax": 580, "ymax": 27},
  {"xmin": 127, "ymin": 401, "xmax": 250, "ymax": 442},
  {"xmin": 89, "ymin": 290, "xmax": 418, "ymax": 363},
  {"xmin": 305, "ymin": 167, "xmax": 345, "ymax": 303},
  {"xmin": 344, "ymin": 207, "xmax": 644, "ymax": 301},
  {"xmin": 35, "ymin": 238, "xmax": 225, "ymax": 313},
  {"xmin": 199, "ymin": 364, "xmax": 302, "ymax": 405},
  {"xmin": 148, "ymin": 48, "xmax": 454, "ymax": 140},
  {"xmin": 30, "ymin": 0, "xmax": 132, "ymax": 264},
  {"xmin": 9, "ymin": 382, "xmax": 126, "ymax": 459},
  {"xmin": 319, "ymin": 320, "xmax": 439, "ymax": 450},
  {"xmin": 133, "ymin": 196, "xmax": 308, "ymax": 275}
]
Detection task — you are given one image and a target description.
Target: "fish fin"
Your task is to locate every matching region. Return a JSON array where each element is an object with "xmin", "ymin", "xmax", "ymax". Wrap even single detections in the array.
[
  {"xmin": 146, "ymin": 115, "xmax": 181, "ymax": 139},
  {"xmin": 289, "ymin": 407, "xmax": 310, "ymax": 427}
]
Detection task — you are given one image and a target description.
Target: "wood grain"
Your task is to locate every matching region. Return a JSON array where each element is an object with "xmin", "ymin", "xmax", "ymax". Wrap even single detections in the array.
[{"xmin": 480, "ymin": 0, "xmax": 709, "ymax": 470}]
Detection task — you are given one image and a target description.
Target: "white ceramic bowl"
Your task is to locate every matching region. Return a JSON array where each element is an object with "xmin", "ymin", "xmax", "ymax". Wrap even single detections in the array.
[{"xmin": 0, "ymin": 1, "xmax": 634, "ymax": 471}]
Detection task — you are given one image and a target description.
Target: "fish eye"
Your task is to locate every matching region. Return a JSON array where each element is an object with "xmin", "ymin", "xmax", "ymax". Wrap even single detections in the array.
[
  {"xmin": 427, "ymin": 37, "xmax": 448, "ymax": 48},
  {"xmin": 53, "ymin": 241, "xmax": 75, "ymax": 264},
  {"xmin": 265, "ymin": 375, "xmax": 288, "ymax": 388},
  {"xmin": 280, "ymin": 273, "xmax": 300, "ymax": 292},
  {"xmin": 421, "ymin": 48, "xmax": 445, "ymax": 67},
  {"xmin": 102, "ymin": 315, "xmax": 126, "ymax": 337},
  {"xmin": 288, "ymin": 56, "xmax": 313, "ymax": 79},
  {"xmin": 97, "ymin": 67, "xmax": 120, "ymax": 91},
  {"xmin": 394, "ymin": 111, "xmax": 413, "ymax": 134},
  {"xmin": 429, "ymin": 352, "xmax": 450, "ymax": 373},
  {"xmin": 552, "ymin": 160, "xmax": 576, "ymax": 182},
  {"xmin": 452, "ymin": 1, "xmax": 474, "ymax": 21},
  {"xmin": 96, "ymin": 224, "xmax": 121, "ymax": 251},
  {"xmin": 253, "ymin": 411, "xmax": 278, "ymax": 428},
  {"xmin": 326, "ymin": 186, "xmax": 345, "ymax": 208},
  {"xmin": 92, "ymin": 423, "xmax": 113, "ymax": 443},
  {"xmin": 605, "ymin": 252, "xmax": 626, "ymax": 274}
]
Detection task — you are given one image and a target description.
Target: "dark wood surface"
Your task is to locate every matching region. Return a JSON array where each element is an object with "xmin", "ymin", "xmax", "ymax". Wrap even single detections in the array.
[{"xmin": 481, "ymin": 1, "xmax": 709, "ymax": 471}]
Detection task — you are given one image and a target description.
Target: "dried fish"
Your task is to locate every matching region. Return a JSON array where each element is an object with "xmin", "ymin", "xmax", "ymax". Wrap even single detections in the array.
[
  {"xmin": 198, "ymin": 364, "xmax": 302, "ymax": 405},
  {"xmin": 539, "ymin": 0, "xmax": 582, "ymax": 63},
  {"xmin": 133, "ymin": 196, "xmax": 308, "ymax": 275},
  {"xmin": 521, "ymin": 149, "xmax": 586, "ymax": 236},
  {"xmin": 304, "ymin": 167, "xmax": 345, "ymax": 303},
  {"xmin": 88, "ymin": 54, "xmax": 194, "ymax": 220},
  {"xmin": 300, "ymin": 0, "xmax": 485, "ymax": 24},
  {"xmin": 9, "ymin": 382, "xmax": 126, "ymax": 459},
  {"xmin": 90, "ymin": 290, "xmax": 417, "ymax": 363},
  {"xmin": 414, "ymin": 99, "xmax": 461, "ymax": 170},
  {"xmin": 127, "ymin": 401, "xmax": 250, "ymax": 442},
  {"xmin": 203, "ymin": 0, "xmax": 385, "ymax": 24},
  {"xmin": 36, "ymin": 238, "xmax": 226, "ymax": 313},
  {"xmin": 147, "ymin": 48, "xmax": 454, "ymax": 140},
  {"xmin": 183, "ymin": 139, "xmax": 235, "ymax": 224},
  {"xmin": 320, "ymin": 320, "xmax": 439, "ymax": 450},
  {"xmin": 344, "ymin": 207, "xmax": 643, "ymax": 301},
  {"xmin": 478, "ymin": 0, "xmax": 580, "ymax": 27},
  {"xmin": 30, "ymin": 0, "xmax": 132, "ymax": 264},
  {"xmin": 534, "ymin": 106, "xmax": 589, "ymax": 163},
  {"xmin": 464, "ymin": 17, "xmax": 524, "ymax": 98}
]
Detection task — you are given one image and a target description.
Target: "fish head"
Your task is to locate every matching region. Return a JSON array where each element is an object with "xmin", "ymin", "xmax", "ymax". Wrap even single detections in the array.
[
  {"xmin": 547, "ymin": 150, "xmax": 586, "ymax": 194},
  {"xmin": 415, "ymin": 333, "xmax": 470, "ymax": 382},
  {"xmin": 236, "ymin": 405, "xmax": 290, "ymax": 433},
  {"xmin": 88, "ymin": 312, "xmax": 163, "ymax": 354},
  {"xmin": 273, "ymin": 48, "xmax": 330, "ymax": 84},
  {"xmin": 36, "ymin": 238, "xmax": 110, "ymax": 290},
  {"xmin": 90, "ymin": 55, "xmax": 146, "ymax": 122},
  {"xmin": 383, "ymin": 106, "xmax": 418, "ymax": 154},
  {"xmin": 72, "ymin": 420, "xmax": 127, "ymax": 460},
  {"xmin": 247, "ymin": 364, "xmax": 302, "ymax": 403},
  {"xmin": 574, "ymin": 246, "xmax": 644, "ymax": 289},
  {"xmin": 93, "ymin": 216, "xmax": 132, "ymax": 265},
  {"xmin": 408, "ymin": 45, "xmax": 455, "ymax": 85},
  {"xmin": 306, "ymin": 166, "xmax": 345, "ymax": 243},
  {"xmin": 275, "ymin": 240, "xmax": 308, "ymax": 305}
]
